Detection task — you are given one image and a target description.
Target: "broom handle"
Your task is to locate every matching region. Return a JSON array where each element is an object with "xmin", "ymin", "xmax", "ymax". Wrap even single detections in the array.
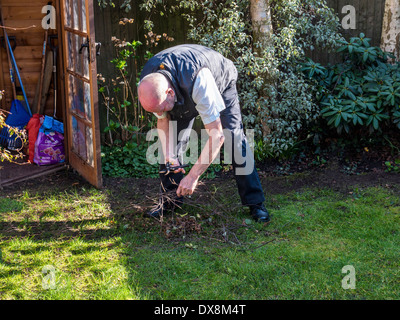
[
  {"xmin": 37, "ymin": 30, "xmax": 48, "ymax": 114},
  {"xmin": 6, "ymin": 34, "xmax": 32, "ymax": 116}
]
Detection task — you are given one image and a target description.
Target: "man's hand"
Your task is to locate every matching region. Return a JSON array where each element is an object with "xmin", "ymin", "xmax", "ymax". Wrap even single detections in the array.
[
  {"xmin": 176, "ymin": 174, "xmax": 198, "ymax": 197},
  {"xmin": 166, "ymin": 157, "xmax": 186, "ymax": 174}
]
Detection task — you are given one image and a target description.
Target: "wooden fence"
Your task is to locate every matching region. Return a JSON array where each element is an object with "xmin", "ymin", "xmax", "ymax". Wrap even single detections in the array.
[
  {"xmin": 94, "ymin": 0, "xmax": 386, "ymax": 74},
  {"xmin": 93, "ymin": 3, "xmax": 190, "ymax": 87},
  {"xmin": 93, "ymin": 2, "xmax": 190, "ymax": 130},
  {"xmin": 327, "ymin": 0, "xmax": 385, "ymax": 46},
  {"xmin": 312, "ymin": 0, "xmax": 386, "ymax": 64}
]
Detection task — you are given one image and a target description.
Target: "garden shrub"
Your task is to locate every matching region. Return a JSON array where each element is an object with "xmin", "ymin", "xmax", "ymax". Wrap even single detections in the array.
[
  {"xmin": 260, "ymin": 0, "xmax": 344, "ymax": 157},
  {"xmin": 303, "ymin": 33, "xmax": 400, "ymax": 136},
  {"xmin": 101, "ymin": 142, "xmax": 159, "ymax": 177}
]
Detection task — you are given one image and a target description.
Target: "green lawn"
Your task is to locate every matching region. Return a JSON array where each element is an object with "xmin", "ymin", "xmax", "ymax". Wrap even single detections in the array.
[{"xmin": 0, "ymin": 174, "xmax": 399, "ymax": 300}]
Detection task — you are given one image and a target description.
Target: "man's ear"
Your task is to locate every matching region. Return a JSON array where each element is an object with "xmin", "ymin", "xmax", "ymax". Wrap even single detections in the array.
[{"xmin": 166, "ymin": 88, "xmax": 175, "ymax": 98}]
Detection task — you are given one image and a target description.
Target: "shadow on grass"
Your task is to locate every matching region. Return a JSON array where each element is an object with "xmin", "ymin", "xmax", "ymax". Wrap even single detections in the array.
[{"xmin": 0, "ymin": 218, "xmax": 114, "ymax": 240}]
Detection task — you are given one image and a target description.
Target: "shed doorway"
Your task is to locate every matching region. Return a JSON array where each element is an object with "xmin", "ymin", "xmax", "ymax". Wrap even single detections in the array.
[{"xmin": 0, "ymin": 0, "xmax": 102, "ymax": 188}]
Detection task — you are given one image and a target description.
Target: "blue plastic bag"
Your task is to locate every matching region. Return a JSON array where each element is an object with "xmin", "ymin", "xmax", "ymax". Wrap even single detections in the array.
[{"xmin": 40, "ymin": 115, "xmax": 64, "ymax": 134}]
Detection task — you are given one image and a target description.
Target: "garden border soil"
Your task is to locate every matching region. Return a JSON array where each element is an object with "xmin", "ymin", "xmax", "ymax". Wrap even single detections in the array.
[
  {"xmin": 1, "ymin": 157, "xmax": 399, "ymax": 242},
  {"xmin": 2, "ymin": 157, "xmax": 400, "ymax": 200}
]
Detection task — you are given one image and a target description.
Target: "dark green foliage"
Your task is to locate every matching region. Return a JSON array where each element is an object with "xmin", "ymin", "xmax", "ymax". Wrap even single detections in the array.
[
  {"xmin": 385, "ymin": 159, "xmax": 400, "ymax": 173},
  {"xmin": 101, "ymin": 138, "xmax": 225, "ymax": 178},
  {"xmin": 303, "ymin": 33, "xmax": 400, "ymax": 135},
  {"xmin": 101, "ymin": 141, "xmax": 159, "ymax": 178}
]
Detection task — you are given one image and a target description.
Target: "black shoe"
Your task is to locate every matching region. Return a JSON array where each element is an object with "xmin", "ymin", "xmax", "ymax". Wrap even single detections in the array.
[
  {"xmin": 147, "ymin": 196, "xmax": 184, "ymax": 219},
  {"xmin": 249, "ymin": 203, "xmax": 270, "ymax": 223}
]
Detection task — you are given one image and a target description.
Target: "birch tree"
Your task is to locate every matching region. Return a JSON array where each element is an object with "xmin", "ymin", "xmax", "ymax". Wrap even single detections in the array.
[
  {"xmin": 249, "ymin": 0, "xmax": 275, "ymax": 136},
  {"xmin": 249, "ymin": 0, "xmax": 273, "ymax": 55},
  {"xmin": 381, "ymin": 0, "xmax": 400, "ymax": 60}
]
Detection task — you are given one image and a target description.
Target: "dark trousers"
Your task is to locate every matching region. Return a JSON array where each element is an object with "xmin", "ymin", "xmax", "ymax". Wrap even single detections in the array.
[{"xmin": 159, "ymin": 81, "xmax": 266, "ymax": 207}]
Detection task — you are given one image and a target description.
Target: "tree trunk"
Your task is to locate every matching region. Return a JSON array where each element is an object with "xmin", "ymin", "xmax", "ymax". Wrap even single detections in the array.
[
  {"xmin": 249, "ymin": 0, "xmax": 273, "ymax": 55},
  {"xmin": 381, "ymin": 0, "xmax": 400, "ymax": 61},
  {"xmin": 249, "ymin": 0, "xmax": 274, "ymax": 136}
]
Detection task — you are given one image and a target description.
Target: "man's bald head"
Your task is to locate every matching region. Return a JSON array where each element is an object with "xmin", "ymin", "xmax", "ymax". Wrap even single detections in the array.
[{"xmin": 138, "ymin": 73, "xmax": 171, "ymax": 113}]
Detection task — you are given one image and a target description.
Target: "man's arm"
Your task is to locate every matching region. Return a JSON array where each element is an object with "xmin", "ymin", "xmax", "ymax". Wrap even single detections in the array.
[
  {"xmin": 175, "ymin": 68, "xmax": 227, "ymax": 197},
  {"xmin": 176, "ymin": 117, "xmax": 225, "ymax": 197},
  {"xmin": 157, "ymin": 115, "xmax": 185, "ymax": 171},
  {"xmin": 157, "ymin": 116, "xmax": 170, "ymax": 163}
]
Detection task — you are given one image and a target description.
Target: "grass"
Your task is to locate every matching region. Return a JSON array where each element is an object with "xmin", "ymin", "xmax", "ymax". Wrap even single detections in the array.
[{"xmin": 0, "ymin": 177, "xmax": 399, "ymax": 300}]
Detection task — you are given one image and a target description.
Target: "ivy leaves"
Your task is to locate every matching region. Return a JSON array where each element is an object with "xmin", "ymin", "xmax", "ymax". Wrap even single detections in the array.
[{"xmin": 101, "ymin": 143, "xmax": 159, "ymax": 178}]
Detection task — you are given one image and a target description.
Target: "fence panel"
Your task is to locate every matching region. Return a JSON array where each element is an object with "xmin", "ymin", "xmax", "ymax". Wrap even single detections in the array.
[{"xmin": 310, "ymin": 0, "xmax": 386, "ymax": 64}]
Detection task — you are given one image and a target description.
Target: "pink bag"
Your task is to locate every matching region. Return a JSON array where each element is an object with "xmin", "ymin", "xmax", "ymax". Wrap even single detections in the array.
[{"xmin": 33, "ymin": 131, "xmax": 65, "ymax": 165}]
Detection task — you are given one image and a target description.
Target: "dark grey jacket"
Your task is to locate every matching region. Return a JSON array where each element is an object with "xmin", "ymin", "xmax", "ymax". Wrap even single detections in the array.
[{"xmin": 140, "ymin": 44, "xmax": 237, "ymax": 121}]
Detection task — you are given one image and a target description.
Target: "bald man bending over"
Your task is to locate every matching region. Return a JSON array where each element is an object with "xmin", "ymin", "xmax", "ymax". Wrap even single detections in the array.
[{"xmin": 138, "ymin": 44, "xmax": 270, "ymax": 223}]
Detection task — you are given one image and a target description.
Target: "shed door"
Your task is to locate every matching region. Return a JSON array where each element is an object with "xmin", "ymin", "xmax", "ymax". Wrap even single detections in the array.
[{"xmin": 60, "ymin": 0, "xmax": 102, "ymax": 188}]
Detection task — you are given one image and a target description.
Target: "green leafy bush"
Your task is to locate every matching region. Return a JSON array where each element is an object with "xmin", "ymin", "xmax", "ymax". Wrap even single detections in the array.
[
  {"xmin": 101, "ymin": 142, "xmax": 227, "ymax": 179},
  {"xmin": 101, "ymin": 141, "xmax": 159, "ymax": 177},
  {"xmin": 303, "ymin": 33, "xmax": 400, "ymax": 135},
  {"xmin": 385, "ymin": 158, "xmax": 400, "ymax": 173}
]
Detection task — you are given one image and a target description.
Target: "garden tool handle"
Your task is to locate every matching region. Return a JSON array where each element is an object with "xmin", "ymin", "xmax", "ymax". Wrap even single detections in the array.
[{"xmin": 159, "ymin": 162, "xmax": 189, "ymax": 175}]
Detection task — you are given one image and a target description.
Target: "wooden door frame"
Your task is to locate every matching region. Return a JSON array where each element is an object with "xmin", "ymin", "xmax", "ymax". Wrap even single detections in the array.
[
  {"xmin": 57, "ymin": 0, "xmax": 103, "ymax": 188},
  {"xmin": 56, "ymin": 0, "xmax": 69, "ymax": 161}
]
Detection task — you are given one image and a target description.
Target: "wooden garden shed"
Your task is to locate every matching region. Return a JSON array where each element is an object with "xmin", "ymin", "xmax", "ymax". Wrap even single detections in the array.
[{"xmin": 0, "ymin": 0, "xmax": 102, "ymax": 188}]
